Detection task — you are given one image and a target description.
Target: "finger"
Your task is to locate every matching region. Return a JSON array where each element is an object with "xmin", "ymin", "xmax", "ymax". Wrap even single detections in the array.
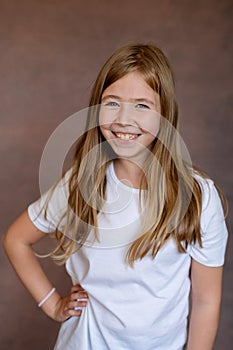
[
  {"xmin": 71, "ymin": 284, "xmax": 86, "ymax": 293},
  {"xmin": 72, "ymin": 299, "xmax": 88, "ymax": 308},
  {"xmin": 65, "ymin": 295, "xmax": 88, "ymax": 310},
  {"xmin": 69, "ymin": 299, "xmax": 88, "ymax": 309},
  {"xmin": 68, "ymin": 308, "xmax": 83, "ymax": 317},
  {"xmin": 70, "ymin": 291, "xmax": 88, "ymax": 301},
  {"xmin": 64, "ymin": 299, "xmax": 88, "ymax": 318},
  {"xmin": 64, "ymin": 305, "xmax": 82, "ymax": 318}
]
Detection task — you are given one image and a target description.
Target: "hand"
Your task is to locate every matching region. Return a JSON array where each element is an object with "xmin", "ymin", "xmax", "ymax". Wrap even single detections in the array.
[{"xmin": 53, "ymin": 284, "xmax": 88, "ymax": 322}]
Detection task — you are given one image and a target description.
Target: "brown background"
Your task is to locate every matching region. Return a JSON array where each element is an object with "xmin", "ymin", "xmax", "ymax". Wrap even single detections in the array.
[{"xmin": 0, "ymin": 0, "xmax": 232, "ymax": 349}]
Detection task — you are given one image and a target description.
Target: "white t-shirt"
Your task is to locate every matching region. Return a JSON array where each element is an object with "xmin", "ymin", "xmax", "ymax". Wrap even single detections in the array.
[{"xmin": 28, "ymin": 162, "xmax": 228, "ymax": 350}]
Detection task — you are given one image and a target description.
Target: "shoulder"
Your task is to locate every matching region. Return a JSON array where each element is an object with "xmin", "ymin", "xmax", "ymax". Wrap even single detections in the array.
[
  {"xmin": 27, "ymin": 167, "xmax": 74, "ymax": 233},
  {"xmin": 191, "ymin": 169, "xmax": 228, "ymax": 236},
  {"xmin": 47, "ymin": 166, "xmax": 73, "ymax": 198},
  {"xmin": 192, "ymin": 170, "xmax": 222, "ymax": 213}
]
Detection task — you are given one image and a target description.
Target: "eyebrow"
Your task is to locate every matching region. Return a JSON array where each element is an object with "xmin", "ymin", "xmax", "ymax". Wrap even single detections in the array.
[{"xmin": 101, "ymin": 94, "xmax": 156, "ymax": 106}]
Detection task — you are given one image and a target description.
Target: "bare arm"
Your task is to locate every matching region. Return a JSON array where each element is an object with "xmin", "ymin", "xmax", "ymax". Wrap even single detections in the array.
[
  {"xmin": 186, "ymin": 259, "xmax": 223, "ymax": 350},
  {"xmin": 3, "ymin": 210, "xmax": 88, "ymax": 321}
]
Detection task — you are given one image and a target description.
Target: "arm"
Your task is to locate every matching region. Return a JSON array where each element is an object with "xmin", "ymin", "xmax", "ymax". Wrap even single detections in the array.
[
  {"xmin": 186, "ymin": 258, "xmax": 223, "ymax": 350},
  {"xmin": 2, "ymin": 210, "xmax": 88, "ymax": 322}
]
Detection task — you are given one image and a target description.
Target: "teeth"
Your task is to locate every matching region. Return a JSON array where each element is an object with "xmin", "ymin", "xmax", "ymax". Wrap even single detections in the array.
[{"xmin": 115, "ymin": 132, "xmax": 138, "ymax": 140}]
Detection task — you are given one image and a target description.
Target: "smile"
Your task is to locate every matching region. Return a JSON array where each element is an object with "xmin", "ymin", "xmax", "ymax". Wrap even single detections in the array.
[{"xmin": 114, "ymin": 132, "xmax": 140, "ymax": 141}]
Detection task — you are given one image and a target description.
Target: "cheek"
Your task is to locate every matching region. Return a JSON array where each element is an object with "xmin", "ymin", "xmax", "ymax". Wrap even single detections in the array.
[
  {"xmin": 99, "ymin": 126, "xmax": 106, "ymax": 139},
  {"xmin": 98, "ymin": 111, "xmax": 105, "ymax": 128},
  {"xmin": 141, "ymin": 114, "xmax": 161, "ymax": 138},
  {"xmin": 99, "ymin": 124, "xmax": 108, "ymax": 138},
  {"xmin": 99, "ymin": 107, "xmax": 117, "ymax": 128}
]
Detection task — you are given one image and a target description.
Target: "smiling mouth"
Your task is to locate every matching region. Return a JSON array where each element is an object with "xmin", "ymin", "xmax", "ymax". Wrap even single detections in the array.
[{"xmin": 113, "ymin": 132, "xmax": 141, "ymax": 141}]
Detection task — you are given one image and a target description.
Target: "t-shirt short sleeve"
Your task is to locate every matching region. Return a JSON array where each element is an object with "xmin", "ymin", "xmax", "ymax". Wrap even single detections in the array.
[
  {"xmin": 187, "ymin": 177, "xmax": 228, "ymax": 267},
  {"xmin": 28, "ymin": 170, "xmax": 71, "ymax": 233}
]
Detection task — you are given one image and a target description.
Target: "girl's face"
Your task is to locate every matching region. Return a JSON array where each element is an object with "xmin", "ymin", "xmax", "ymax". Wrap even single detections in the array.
[{"xmin": 99, "ymin": 71, "xmax": 161, "ymax": 161}]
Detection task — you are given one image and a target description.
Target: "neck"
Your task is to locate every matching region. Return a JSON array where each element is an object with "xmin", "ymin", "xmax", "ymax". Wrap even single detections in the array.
[{"xmin": 113, "ymin": 159, "xmax": 145, "ymax": 189}]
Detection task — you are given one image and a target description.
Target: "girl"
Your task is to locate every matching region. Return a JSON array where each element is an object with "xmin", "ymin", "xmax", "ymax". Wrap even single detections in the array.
[{"xmin": 3, "ymin": 44, "xmax": 228, "ymax": 350}]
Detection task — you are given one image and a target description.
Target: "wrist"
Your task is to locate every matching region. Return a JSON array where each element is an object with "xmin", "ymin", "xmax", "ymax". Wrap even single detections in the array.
[
  {"xmin": 38, "ymin": 287, "xmax": 56, "ymax": 308},
  {"xmin": 39, "ymin": 290, "xmax": 62, "ymax": 321}
]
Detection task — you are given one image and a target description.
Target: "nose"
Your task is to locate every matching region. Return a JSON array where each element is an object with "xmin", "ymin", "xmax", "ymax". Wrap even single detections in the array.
[{"xmin": 114, "ymin": 103, "xmax": 133, "ymax": 125}]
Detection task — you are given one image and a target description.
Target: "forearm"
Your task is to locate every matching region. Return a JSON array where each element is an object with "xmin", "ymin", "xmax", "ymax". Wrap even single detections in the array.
[
  {"xmin": 3, "ymin": 211, "xmax": 88, "ymax": 322},
  {"xmin": 186, "ymin": 298, "xmax": 220, "ymax": 350},
  {"xmin": 3, "ymin": 235, "xmax": 61, "ymax": 319}
]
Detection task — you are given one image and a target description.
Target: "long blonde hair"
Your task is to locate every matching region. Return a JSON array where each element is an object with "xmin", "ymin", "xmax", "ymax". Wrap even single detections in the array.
[{"xmin": 47, "ymin": 44, "xmax": 227, "ymax": 265}]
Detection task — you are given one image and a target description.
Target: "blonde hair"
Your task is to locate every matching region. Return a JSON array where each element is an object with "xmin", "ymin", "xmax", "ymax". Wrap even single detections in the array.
[{"xmin": 47, "ymin": 44, "xmax": 227, "ymax": 265}]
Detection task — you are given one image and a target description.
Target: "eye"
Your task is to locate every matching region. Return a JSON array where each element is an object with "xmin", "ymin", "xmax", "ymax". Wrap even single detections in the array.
[
  {"xmin": 136, "ymin": 103, "xmax": 150, "ymax": 110},
  {"xmin": 104, "ymin": 101, "xmax": 120, "ymax": 107}
]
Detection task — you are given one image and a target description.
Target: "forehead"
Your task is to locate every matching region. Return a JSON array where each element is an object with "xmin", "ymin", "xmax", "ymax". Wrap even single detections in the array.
[{"xmin": 102, "ymin": 71, "xmax": 157, "ymax": 99}]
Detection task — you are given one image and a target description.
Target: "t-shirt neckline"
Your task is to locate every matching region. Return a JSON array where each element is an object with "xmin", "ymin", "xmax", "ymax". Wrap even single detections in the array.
[{"xmin": 108, "ymin": 162, "xmax": 140, "ymax": 194}]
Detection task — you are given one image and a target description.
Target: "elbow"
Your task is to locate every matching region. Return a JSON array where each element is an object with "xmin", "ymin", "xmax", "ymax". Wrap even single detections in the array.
[
  {"xmin": 192, "ymin": 292, "xmax": 222, "ymax": 311},
  {"xmin": 2, "ymin": 227, "xmax": 18, "ymax": 258},
  {"xmin": 191, "ymin": 294, "xmax": 222, "ymax": 325},
  {"xmin": 2, "ymin": 230, "xmax": 12, "ymax": 255}
]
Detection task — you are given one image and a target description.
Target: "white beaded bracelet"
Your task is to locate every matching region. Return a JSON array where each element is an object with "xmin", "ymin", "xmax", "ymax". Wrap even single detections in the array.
[{"xmin": 38, "ymin": 287, "xmax": 56, "ymax": 308}]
